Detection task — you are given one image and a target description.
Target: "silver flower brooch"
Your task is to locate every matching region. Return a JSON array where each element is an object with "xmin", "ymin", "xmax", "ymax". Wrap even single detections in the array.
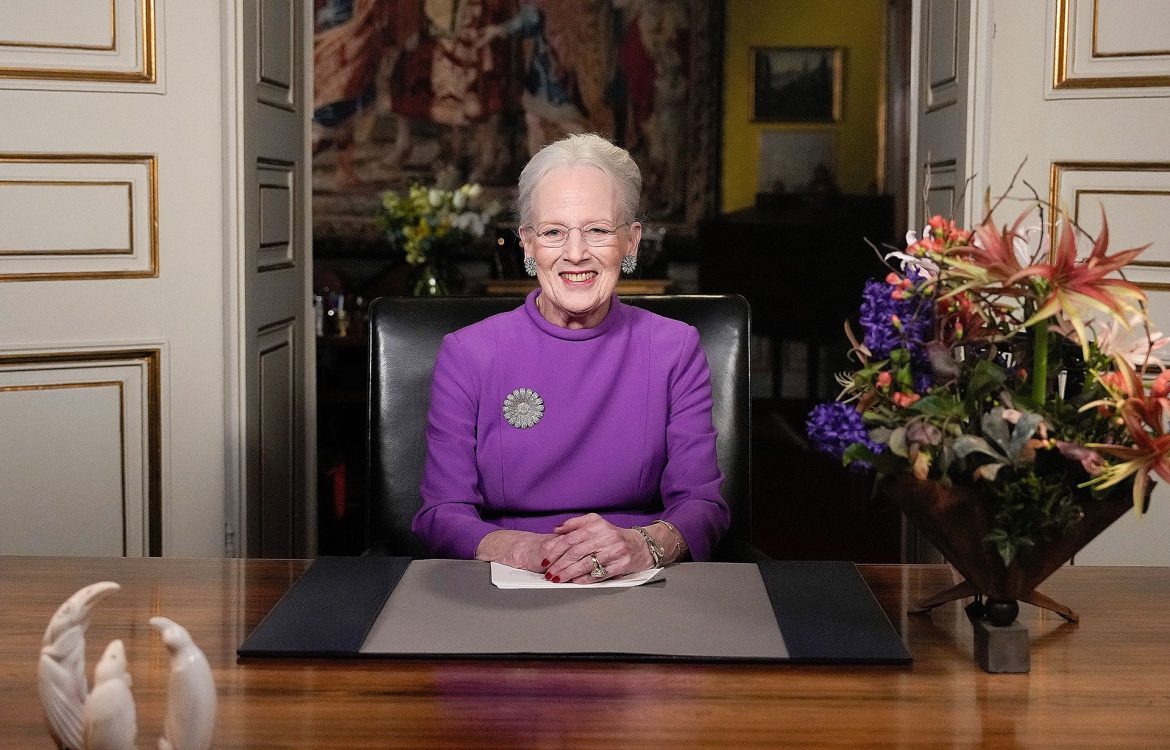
[{"xmin": 503, "ymin": 387, "xmax": 544, "ymax": 429}]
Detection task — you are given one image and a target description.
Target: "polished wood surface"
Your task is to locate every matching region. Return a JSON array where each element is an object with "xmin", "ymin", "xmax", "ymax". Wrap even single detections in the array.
[{"xmin": 3, "ymin": 557, "xmax": 1169, "ymax": 748}]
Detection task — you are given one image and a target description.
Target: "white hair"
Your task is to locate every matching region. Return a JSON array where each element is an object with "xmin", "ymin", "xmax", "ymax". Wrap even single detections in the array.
[{"xmin": 516, "ymin": 133, "xmax": 642, "ymax": 227}]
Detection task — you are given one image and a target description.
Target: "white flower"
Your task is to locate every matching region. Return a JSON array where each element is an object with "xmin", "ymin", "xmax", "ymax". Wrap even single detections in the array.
[
  {"xmin": 467, "ymin": 183, "xmax": 483, "ymax": 198},
  {"xmin": 905, "ymin": 226, "xmax": 929, "ymax": 246},
  {"xmin": 885, "ymin": 250, "xmax": 939, "ymax": 279},
  {"xmin": 452, "ymin": 190, "xmax": 468, "ymax": 210},
  {"xmin": 1094, "ymin": 313, "xmax": 1170, "ymax": 365},
  {"xmin": 973, "ymin": 220, "xmax": 1042, "ymax": 267},
  {"xmin": 428, "ymin": 188, "xmax": 443, "ymax": 207},
  {"xmin": 451, "ymin": 212, "xmax": 486, "ymax": 236}
]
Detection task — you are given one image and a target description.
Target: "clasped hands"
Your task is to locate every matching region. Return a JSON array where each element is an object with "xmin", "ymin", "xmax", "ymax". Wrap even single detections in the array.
[{"xmin": 475, "ymin": 513, "xmax": 654, "ymax": 584}]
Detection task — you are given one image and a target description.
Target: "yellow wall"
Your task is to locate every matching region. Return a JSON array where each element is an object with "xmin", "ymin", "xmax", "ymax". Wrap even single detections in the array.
[{"xmin": 722, "ymin": 0, "xmax": 887, "ymax": 212}]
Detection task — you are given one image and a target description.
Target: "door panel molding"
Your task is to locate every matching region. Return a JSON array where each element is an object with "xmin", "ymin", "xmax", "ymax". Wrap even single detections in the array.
[
  {"xmin": 0, "ymin": 347, "xmax": 162, "ymax": 555},
  {"xmin": 1052, "ymin": 0, "xmax": 1170, "ymax": 91},
  {"xmin": 0, "ymin": 0, "xmax": 158, "ymax": 85},
  {"xmin": 0, "ymin": 153, "xmax": 158, "ymax": 280},
  {"xmin": 228, "ymin": 0, "xmax": 313, "ymax": 558}
]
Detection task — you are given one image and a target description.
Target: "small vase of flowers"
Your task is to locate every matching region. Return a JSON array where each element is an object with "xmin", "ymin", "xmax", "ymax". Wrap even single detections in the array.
[
  {"xmin": 807, "ymin": 194, "xmax": 1164, "ymax": 624},
  {"xmin": 375, "ymin": 183, "xmax": 501, "ymax": 296}
]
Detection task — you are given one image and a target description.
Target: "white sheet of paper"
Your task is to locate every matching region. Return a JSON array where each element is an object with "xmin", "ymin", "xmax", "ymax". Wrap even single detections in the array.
[{"xmin": 490, "ymin": 562, "xmax": 666, "ymax": 589}]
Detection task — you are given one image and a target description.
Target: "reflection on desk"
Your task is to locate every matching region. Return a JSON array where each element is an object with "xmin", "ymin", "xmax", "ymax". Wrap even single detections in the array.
[{"xmin": 2, "ymin": 557, "xmax": 1170, "ymax": 748}]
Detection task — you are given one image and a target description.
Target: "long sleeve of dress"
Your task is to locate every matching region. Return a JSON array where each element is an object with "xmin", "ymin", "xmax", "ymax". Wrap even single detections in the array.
[
  {"xmin": 656, "ymin": 326, "xmax": 729, "ymax": 562},
  {"xmin": 413, "ymin": 333, "xmax": 500, "ymax": 559}
]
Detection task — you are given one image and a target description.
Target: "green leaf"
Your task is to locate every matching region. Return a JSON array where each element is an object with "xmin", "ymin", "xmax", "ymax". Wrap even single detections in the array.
[
  {"xmin": 985, "ymin": 530, "xmax": 1018, "ymax": 567},
  {"xmin": 842, "ymin": 443, "xmax": 878, "ymax": 465},
  {"xmin": 952, "ymin": 435, "xmax": 1002, "ymax": 461},
  {"xmin": 887, "ymin": 427, "xmax": 908, "ymax": 457},
  {"xmin": 1006, "ymin": 411, "xmax": 1045, "ymax": 460},
  {"xmin": 910, "ymin": 394, "xmax": 965, "ymax": 418},
  {"xmin": 968, "ymin": 355, "xmax": 1006, "ymax": 388},
  {"xmin": 966, "ymin": 358, "xmax": 1008, "ymax": 398},
  {"xmin": 980, "ymin": 410, "xmax": 1013, "ymax": 455},
  {"xmin": 856, "ymin": 361, "xmax": 890, "ymax": 380}
]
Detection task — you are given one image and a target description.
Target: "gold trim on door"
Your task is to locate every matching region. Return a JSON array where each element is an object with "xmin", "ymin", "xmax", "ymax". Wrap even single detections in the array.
[
  {"xmin": 0, "ymin": 153, "xmax": 158, "ymax": 281},
  {"xmin": 0, "ymin": 0, "xmax": 116, "ymax": 51},
  {"xmin": 0, "ymin": 348, "xmax": 162, "ymax": 555},
  {"xmin": 0, "ymin": 380, "xmax": 129, "ymax": 553},
  {"xmin": 0, "ymin": 180, "xmax": 135, "ymax": 256},
  {"xmin": 1049, "ymin": 160, "xmax": 1170, "ymax": 246},
  {"xmin": 0, "ymin": 0, "xmax": 155, "ymax": 83},
  {"xmin": 1054, "ymin": 0, "xmax": 1170, "ymax": 89},
  {"xmin": 1092, "ymin": 0, "xmax": 1170, "ymax": 58},
  {"xmin": 1070, "ymin": 188, "xmax": 1170, "ymax": 269}
]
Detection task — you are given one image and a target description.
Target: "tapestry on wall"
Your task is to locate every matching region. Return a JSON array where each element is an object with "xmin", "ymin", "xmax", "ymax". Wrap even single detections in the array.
[{"xmin": 312, "ymin": 0, "xmax": 722, "ymax": 252}]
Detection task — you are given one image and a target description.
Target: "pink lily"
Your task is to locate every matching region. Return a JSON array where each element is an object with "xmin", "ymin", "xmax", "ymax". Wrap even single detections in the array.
[
  {"xmin": 1088, "ymin": 408, "xmax": 1170, "ymax": 513},
  {"xmin": 1011, "ymin": 212, "xmax": 1149, "ymax": 356},
  {"xmin": 1086, "ymin": 355, "xmax": 1170, "ymax": 511}
]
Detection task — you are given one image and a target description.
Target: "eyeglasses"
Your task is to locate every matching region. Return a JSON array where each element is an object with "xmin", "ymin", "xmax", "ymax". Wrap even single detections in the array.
[{"xmin": 519, "ymin": 222, "xmax": 631, "ymax": 248}]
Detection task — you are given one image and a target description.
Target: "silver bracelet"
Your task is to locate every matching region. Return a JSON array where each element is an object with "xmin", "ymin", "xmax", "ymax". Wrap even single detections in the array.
[{"xmin": 633, "ymin": 525, "xmax": 664, "ymax": 567}]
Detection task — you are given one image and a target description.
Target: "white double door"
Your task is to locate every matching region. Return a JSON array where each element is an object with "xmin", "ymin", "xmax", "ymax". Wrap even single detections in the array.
[{"xmin": 0, "ymin": 0, "xmax": 314, "ymax": 558}]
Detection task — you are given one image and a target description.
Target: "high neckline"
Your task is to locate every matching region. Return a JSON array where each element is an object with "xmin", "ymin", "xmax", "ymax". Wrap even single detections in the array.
[{"xmin": 523, "ymin": 288, "xmax": 623, "ymax": 341}]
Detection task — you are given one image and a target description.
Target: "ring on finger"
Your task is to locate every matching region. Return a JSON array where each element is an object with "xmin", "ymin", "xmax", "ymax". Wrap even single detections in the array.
[{"xmin": 589, "ymin": 553, "xmax": 607, "ymax": 579}]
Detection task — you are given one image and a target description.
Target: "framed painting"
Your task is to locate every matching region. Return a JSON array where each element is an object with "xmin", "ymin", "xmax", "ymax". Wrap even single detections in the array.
[
  {"xmin": 752, "ymin": 46, "xmax": 844, "ymax": 123},
  {"xmin": 757, "ymin": 130, "xmax": 838, "ymax": 194}
]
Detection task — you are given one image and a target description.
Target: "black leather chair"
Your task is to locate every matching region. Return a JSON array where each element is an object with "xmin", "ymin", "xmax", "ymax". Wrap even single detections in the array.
[{"xmin": 366, "ymin": 294, "xmax": 757, "ymax": 561}]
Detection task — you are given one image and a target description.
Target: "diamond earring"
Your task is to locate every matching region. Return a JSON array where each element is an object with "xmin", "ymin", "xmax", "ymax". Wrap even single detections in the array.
[
  {"xmin": 523, "ymin": 257, "xmax": 537, "ymax": 277},
  {"xmin": 621, "ymin": 255, "xmax": 637, "ymax": 275}
]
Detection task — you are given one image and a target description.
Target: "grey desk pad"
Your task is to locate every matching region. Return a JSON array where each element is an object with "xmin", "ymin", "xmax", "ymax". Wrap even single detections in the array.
[
  {"xmin": 361, "ymin": 560, "xmax": 789, "ymax": 659},
  {"xmin": 237, "ymin": 557, "xmax": 911, "ymax": 663}
]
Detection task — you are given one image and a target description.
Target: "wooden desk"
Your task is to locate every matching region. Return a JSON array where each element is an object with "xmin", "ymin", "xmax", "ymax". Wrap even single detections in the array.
[{"xmin": 2, "ymin": 558, "xmax": 1169, "ymax": 748}]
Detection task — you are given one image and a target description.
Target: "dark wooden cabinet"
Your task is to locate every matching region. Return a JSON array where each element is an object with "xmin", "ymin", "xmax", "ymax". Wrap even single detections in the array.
[
  {"xmin": 700, "ymin": 196, "xmax": 902, "ymax": 563},
  {"xmin": 698, "ymin": 196, "xmax": 894, "ymax": 365},
  {"xmin": 316, "ymin": 334, "xmax": 369, "ymax": 555},
  {"xmin": 750, "ymin": 398, "xmax": 902, "ymax": 562}
]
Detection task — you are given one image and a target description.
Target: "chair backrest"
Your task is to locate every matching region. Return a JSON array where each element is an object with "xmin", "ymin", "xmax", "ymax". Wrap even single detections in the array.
[{"xmin": 366, "ymin": 294, "xmax": 753, "ymax": 560}]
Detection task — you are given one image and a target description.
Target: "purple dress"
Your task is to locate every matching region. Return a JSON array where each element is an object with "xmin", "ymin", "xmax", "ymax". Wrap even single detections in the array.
[{"xmin": 413, "ymin": 290, "xmax": 730, "ymax": 561}]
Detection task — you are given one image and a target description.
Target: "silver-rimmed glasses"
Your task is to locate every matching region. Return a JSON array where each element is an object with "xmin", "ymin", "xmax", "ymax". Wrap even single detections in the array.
[{"xmin": 519, "ymin": 222, "xmax": 632, "ymax": 248}]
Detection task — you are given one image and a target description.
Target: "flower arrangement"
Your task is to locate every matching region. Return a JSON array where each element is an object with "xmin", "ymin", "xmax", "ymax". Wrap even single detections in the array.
[
  {"xmin": 375, "ymin": 182, "xmax": 501, "ymax": 268},
  {"xmin": 807, "ymin": 195, "xmax": 1165, "ymax": 567}
]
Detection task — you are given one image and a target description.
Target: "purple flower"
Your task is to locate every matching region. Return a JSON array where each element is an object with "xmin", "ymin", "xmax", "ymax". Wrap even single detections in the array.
[
  {"xmin": 859, "ymin": 277, "xmax": 936, "ymax": 395},
  {"xmin": 806, "ymin": 402, "xmax": 883, "ymax": 468},
  {"xmin": 859, "ymin": 279, "xmax": 934, "ymax": 360}
]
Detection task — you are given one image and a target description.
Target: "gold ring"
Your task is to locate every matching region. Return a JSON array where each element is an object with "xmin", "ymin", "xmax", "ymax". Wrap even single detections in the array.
[{"xmin": 589, "ymin": 553, "xmax": 607, "ymax": 579}]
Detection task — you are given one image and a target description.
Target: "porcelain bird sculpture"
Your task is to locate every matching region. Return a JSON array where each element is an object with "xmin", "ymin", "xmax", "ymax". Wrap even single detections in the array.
[
  {"xmin": 82, "ymin": 639, "xmax": 137, "ymax": 750},
  {"xmin": 151, "ymin": 616, "xmax": 216, "ymax": 750},
  {"xmin": 38, "ymin": 581, "xmax": 121, "ymax": 750},
  {"xmin": 38, "ymin": 583, "xmax": 218, "ymax": 750}
]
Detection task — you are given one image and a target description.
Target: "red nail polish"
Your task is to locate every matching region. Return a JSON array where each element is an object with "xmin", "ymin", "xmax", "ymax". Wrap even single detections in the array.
[
  {"xmin": 541, "ymin": 559, "xmax": 549, "ymax": 567},
  {"xmin": 552, "ymin": 576, "xmax": 561, "ymax": 583},
  {"xmin": 544, "ymin": 572, "xmax": 551, "ymax": 580}
]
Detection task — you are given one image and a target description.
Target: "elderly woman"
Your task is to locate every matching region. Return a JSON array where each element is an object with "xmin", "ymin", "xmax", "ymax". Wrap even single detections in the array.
[{"xmin": 412, "ymin": 133, "xmax": 729, "ymax": 583}]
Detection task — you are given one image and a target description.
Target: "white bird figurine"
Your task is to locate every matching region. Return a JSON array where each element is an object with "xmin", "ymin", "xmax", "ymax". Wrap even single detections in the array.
[
  {"xmin": 151, "ymin": 616, "xmax": 216, "ymax": 750},
  {"xmin": 82, "ymin": 639, "xmax": 137, "ymax": 750},
  {"xmin": 38, "ymin": 581, "xmax": 121, "ymax": 750}
]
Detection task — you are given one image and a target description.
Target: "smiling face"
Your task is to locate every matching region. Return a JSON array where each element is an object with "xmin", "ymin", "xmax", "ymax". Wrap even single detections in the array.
[{"xmin": 523, "ymin": 165, "xmax": 641, "ymax": 329}]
